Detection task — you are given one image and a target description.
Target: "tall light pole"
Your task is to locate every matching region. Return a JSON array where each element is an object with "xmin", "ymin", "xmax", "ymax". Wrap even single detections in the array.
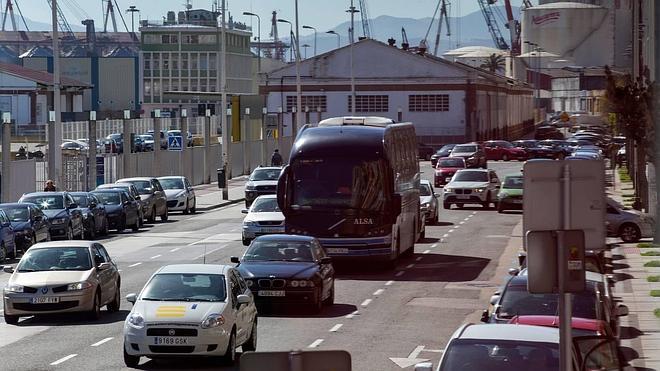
[
  {"xmin": 126, "ymin": 5, "xmax": 139, "ymax": 33},
  {"xmin": 347, "ymin": 0, "xmax": 358, "ymax": 115},
  {"xmin": 294, "ymin": 0, "xmax": 302, "ymax": 133},
  {"xmin": 243, "ymin": 11, "xmax": 261, "ymax": 73},
  {"xmin": 302, "ymin": 25, "xmax": 317, "ymax": 56},
  {"xmin": 220, "ymin": 0, "xmax": 229, "ymax": 199},
  {"xmin": 326, "ymin": 30, "xmax": 340, "ymax": 49},
  {"xmin": 301, "ymin": 44, "xmax": 310, "ymax": 59},
  {"xmin": 50, "ymin": 0, "xmax": 62, "ymax": 188},
  {"xmin": 277, "ymin": 19, "xmax": 293, "ymax": 62}
]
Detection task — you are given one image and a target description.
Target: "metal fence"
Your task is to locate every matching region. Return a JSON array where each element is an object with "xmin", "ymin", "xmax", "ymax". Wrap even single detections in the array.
[{"xmin": 62, "ymin": 116, "xmax": 219, "ymax": 141}]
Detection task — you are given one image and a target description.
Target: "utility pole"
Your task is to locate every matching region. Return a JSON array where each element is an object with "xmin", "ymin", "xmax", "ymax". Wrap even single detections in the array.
[
  {"xmin": 654, "ymin": 2, "xmax": 660, "ymax": 244},
  {"xmin": 127, "ymin": 6, "xmax": 139, "ymax": 33},
  {"xmin": 294, "ymin": 0, "xmax": 302, "ymax": 134},
  {"xmin": 348, "ymin": 0, "xmax": 358, "ymax": 115},
  {"xmin": 220, "ymin": 0, "xmax": 230, "ymax": 200},
  {"xmin": 50, "ymin": 0, "xmax": 62, "ymax": 189}
]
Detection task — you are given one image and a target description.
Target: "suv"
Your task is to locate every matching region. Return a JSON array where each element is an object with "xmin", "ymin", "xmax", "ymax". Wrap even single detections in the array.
[
  {"xmin": 116, "ymin": 177, "xmax": 168, "ymax": 222},
  {"xmin": 449, "ymin": 143, "xmax": 487, "ymax": 168},
  {"xmin": 18, "ymin": 192, "xmax": 84, "ymax": 240},
  {"xmin": 442, "ymin": 169, "xmax": 500, "ymax": 209},
  {"xmin": 244, "ymin": 166, "xmax": 282, "ymax": 207}
]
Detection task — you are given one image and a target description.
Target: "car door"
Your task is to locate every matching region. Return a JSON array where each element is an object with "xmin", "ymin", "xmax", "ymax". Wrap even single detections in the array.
[
  {"xmin": 484, "ymin": 142, "xmax": 498, "ymax": 160},
  {"xmin": 91, "ymin": 245, "xmax": 112, "ymax": 304},
  {"xmin": 89, "ymin": 194, "xmax": 105, "ymax": 229},
  {"xmin": 605, "ymin": 203, "xmax": 621, "ymax": 235},
  {"xmin": 489, "ymin": 171, "xmax": 500, "ymax": 199},
  {"xmin": 228, "ymin": 271, "xmax": 249, "ymax": 344},
  {"xmin": 30, "ymin": 206, "xmax": 46, "ymax": 242},
  {"xmin": 65, "ymin": 194, "xmax": 82, "ymax": 234},
  {"xmin": 151, "ymin": 179, "xmax": 166, "ymax": 214},
  {"xmin": 0, "ymin": 211, "xmax": 14, "ymax": 252},
  {"xmin": 97, "ymin": 244, "xmax": 119, "ymax": 299},
  {"xmin": 185, "ymin": 178, "xmax": 195, "ymax": 205},
  {"xmin": 313, "ymin": 241, "xmax": 334, "ymax": 298}
]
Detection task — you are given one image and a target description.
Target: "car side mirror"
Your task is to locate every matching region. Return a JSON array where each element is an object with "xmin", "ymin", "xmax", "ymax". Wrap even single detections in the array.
[
  {"xmin": 433, "ymin": 193, "xmax": 440, "ymax": 198},
  {"xmin": 89, "ymin": 202, "xmax": 97, "ymax": 208},
  {"xmin": 97, "ymin": 262, "xmax": 112, "ymax": 271},
  {"xmin": 480, "ymin": 309, "xmax": 490, "ymax": 323},
  {"xmin": 237, "ymin": 294, "xmax": 251, "ymax": 305},
  {"xmin": 68, "ymin": 203, "xmax": 78, "ymax": 209},
  {"xmin": 3, "ymin": 266, "xmax": 14, "ymax": 273},
  {"xmin": 34, "ymin": 215, "xmax": 43, "ymax": 222},
  {"xmin": 489, "ymin": 294, "xmax": 500, "ymax": 306},
  {"xmin": 508, "ymin": 268, "xmax": 519, "ymax": 276},
  {"xmin": 230, "ymin": 256, "xmax": 240, "ymax": 264},
  {"xmin": 126, "ymin": 293, "xmax": 137, "ymax": 304},
  {"xmin": 241, "ymin": 209, "xmax": 249, "ymax": 214},
  {"xmin": 616, "ymin": 304, "xmax": 629, "ymax": 317},
  {"xmin": 135, "ymin": 195, "xmax": 141, "ymax": 200},
  {"xmin": 320, "ymin": 257, "xmax": 332, "ymax": 265}
]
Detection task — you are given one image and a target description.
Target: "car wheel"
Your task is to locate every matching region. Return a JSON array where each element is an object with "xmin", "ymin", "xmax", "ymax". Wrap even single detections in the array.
[
  {"xmin": 425, "ymin": 154, "xmax": 431, "ymax": 161},
  {"xmin": 221, "ymin": 330, "xmax": 237, "ymax": 365},
  {"xmin": 557, "ymin": 153, "xmax": 565, "ymax": 160},
  {"xmin": 183, "ymin": 200, "xmax": 190, "ymax": 215},
  {"xmin": 497, "ymin": 202, "xmax": 506, "ymax": 213},
  {"xmin": 0, "ymin": 242, "xmax": 6, "ymax": 262},
  {"xmin": 443, "ymin": 202, "xmax": 451, "ymax": 210},
  {"xmin": 123, "ymin": 346, "xmax": 140, "ymax": 368},
  {"xmin": 419, "ymin": 227, "xmax": 426, "ymax": 241},
  {"xmin": 323, "ymin": 282, "xmax": 335, "ymax": 306},
  {"xmin": 502, "ymin": 154, "xmax": 509, "ymax": 161},
  {"xmin": 7, "ymin": 241, "xmax": 15, "ymax": 259},
  {"xmin": 66, "ymin": 225, "xmax": 74, "ymax": 240},
  {"xmin": 242, "ymin": 318, "xmax": 258, "ymax": 352},
  {"xmin": 619, "ymin": 223, "xmax": 641, "ymax": 243},
  {"xmin": 131, "ymin": 218, "xmax": 140, "ymax": 232},
  {"xmin": 116, "ymin": 216, "xmax": 126, "ymax": 233},
  {"xmin": 89, "ymin": 291, "xmax": 101, "ymax": 320},
  {"xmin": 242, "ymin": 238, "xmax": 250, "ymax": 246},
  {"xmin": 102, "ymin": 219, "xmax": 109, "ymax": 236},
  {"xmin": 107, "ymin": 282, "xmax": 120, "ymax": 312},
  {"xmin": 86, "ymin": 221, "xmax": 96, "ymax": 240},
  {"xmin": 148, "ymin": 208, "xmax": 156, "ymax": 223},
  {"xmin": 482, "ymin": 193, "xmax": 492, "ymax": 209},
  {"xmin": 160, "ymin": 207, "xmax": 169, "ymax": 222},
  {"xmin": 190, "ymin": 200, "xmax": 196, "ymax": 214},
  {"xmin": 4, "ymin": 312, "xmax": 19, "ymax": 325}
]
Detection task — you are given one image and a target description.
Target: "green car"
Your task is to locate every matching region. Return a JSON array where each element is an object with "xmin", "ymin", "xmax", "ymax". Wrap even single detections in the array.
[{"xmin": 497, "ymin": 175, "xmax": 523, "ymax": 213}]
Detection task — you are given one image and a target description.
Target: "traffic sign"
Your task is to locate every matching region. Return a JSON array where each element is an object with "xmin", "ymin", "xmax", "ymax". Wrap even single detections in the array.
[{"xmin": 167, "ymin": 135, "xmax": 183, "ymax": 151}]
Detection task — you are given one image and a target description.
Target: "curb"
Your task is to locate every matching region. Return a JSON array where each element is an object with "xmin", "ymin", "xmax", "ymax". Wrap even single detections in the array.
[{"xmin": 195, "ymin": 197, "xmax": 246, "ymax": 212}]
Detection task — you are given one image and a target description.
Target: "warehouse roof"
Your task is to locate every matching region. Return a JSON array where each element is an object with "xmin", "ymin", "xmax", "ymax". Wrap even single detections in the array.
[{"xmin": 0, "ymin": 62, "xmax": 91, "ymax": 88}]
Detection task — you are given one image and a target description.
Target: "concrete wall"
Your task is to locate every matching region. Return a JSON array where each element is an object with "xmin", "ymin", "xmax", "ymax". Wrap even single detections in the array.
[{"xmin": 2, "ymin": 159, "xmax": 37, "ymax": 201}]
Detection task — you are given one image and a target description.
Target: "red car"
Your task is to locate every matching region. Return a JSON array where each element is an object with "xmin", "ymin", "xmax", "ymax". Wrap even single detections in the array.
[
  {"xmin": 508, "ymin": 315, "xmax": 613, "ymax": 337},
  {"xmin": 434, "ymin": 157, "xmax": 466, "ymax": 187},
  {"xmin": 483, "ymin": 140, "xmax": 528, "ymax": 161}
]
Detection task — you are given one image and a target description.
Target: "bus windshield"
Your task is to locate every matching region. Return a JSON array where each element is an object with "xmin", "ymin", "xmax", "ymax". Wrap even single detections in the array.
[{"xmin": 291, "ymin": 158, "xmax": 390, "ymax": 212}]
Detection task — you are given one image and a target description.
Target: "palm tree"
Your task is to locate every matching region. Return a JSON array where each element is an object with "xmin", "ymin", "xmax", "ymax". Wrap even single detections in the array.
[{"xmin": 480, "ymin": 53, "xmax": 506, "ymax": 73}]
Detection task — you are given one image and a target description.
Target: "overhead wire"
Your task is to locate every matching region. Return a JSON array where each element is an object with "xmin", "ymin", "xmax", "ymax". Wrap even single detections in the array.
[{"xmin": 13, "ymin": 0, "xmax": 29, "ymax": 31}]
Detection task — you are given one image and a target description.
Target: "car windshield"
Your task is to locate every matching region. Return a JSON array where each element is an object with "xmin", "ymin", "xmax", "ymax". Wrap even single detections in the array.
[
  {"xmin": 244, "ymin": 240, "xmax": 314, "ymax": 262},
  {"xmin": 124, "ymin": 180, "xmax": 151, "ymax": 194},
  {"xmin": 503, "ymin": 176, "xmax": 523, "ymax": 189},
  {"xmin": 291, "ymin": 158, "xmax": 390, "ymax": 211},
  {"xmin": 453, "ymin": 171, "xmax": 488, "ymax": 182},
  {"xmin": 250, "ymin": 169, "xmax": 281, "ymax": 181},
  {"xmin": 438, "ymin": 158, "xmax": 465, "ymax": 168},
  {"xmin": 17, "ymin": 247, "xmax": 92, "ymax": 272},
  {"xmin": 21, "ymin": 195, "xmax": 64, "ymax": 210},
  {"xmin": 441, "ymin": 339, "xmax": 559, "ymax": 371},
  {"xmin": 251, "ymin": 198, "xmax": 280, "ymax": 212},
  {"xmin": 2, "ymin": 207, "xmax": 29, "ymax": 222},
  {"xmin": 454, "ymin": 145, "xmax": 476, "ymax": 153},
  {"xmin": 498, "ymin": 284, "xmax": 597, "ymax": 319},
  {"xmin": 92, "ymin": 192, "xmax": 121, "ymax": 205},
  {"xmin": 140, "ymin": 273, "xmax": 227, "ymax": 302},
  {"xmin": 514, "ymin": 141, "xmax": 537, "ymax": 148},
  {"xmin": 438, "ymin": 144, "xmax": 455, "ymax": 153},
  {"xmin": 159, "ymin": 178, "xmax": 184, "ymax": 190},
  {"xmin": 71, "ymin": 195, "xmax": 89, "ymax": 207},
  {"xmin": 420, "ymin": 184, "xmax": 432, "ymax": 196}
]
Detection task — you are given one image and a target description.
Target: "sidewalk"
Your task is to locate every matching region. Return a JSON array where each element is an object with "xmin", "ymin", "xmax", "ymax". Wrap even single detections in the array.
[
  {"xmin": 608, "ymin": 167, "xmax": 660, "ymax": 370},
  {"xmin": 193, "ymin": 175, "xmax": 248, "ymax": 211}
]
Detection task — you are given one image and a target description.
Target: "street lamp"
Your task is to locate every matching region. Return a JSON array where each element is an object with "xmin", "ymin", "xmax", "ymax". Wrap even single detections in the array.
[
  {"xmin": 277, "ymin": 18, "xmax": 293, "ymax": 62},
  {"xmin": 301, "ymin": 44, "xmax": 311, "ymax": 59},
  {"xmin": 326, "ymin": 30, "xmax": 340, "ymax": 49},
  {"xmin": 302, "ymin": 25, "xmax": 317, "ymax": 56},
  {"xmin": 242, "ymin": 11, "xmax": 261, "ymax": 73}
]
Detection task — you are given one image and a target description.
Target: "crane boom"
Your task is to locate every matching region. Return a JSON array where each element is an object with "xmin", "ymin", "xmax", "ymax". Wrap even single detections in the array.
[
  {"xmin": 46, "ymin": 0, "xmax": 75, "ymax": 40},
  {"xmin": 2, "ymin": 0, "xmax": 17, "ymax": 31},
  {"xmin": 433, "ymin": 0, "xmax": 451, "ymax": 56},
  {"xmin": 477, "ymin": 0, "xmax": 509, "ymax": 50},
  {"xmin": 503, "ymin": 0, "xmax": 520, "ymax": 55},
  {"xmin": 358, "ymin": 0, "xmax": 372, "ymax": 39}
]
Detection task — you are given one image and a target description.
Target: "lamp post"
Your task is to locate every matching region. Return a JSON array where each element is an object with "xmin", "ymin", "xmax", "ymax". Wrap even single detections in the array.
[
  {"xmin": 126, "ymin": 6, "xmax": 139, "ymax": 33},
  {"xmin": 302, "ymin": 25, "xmax": 317, "ymax": 56},
  {"xmin": 301, "ymin": 44, "xmax": 310, "ymax": 59},
  {"xmin": 326, "ymin": 30, "xmax": 340, "ymax": 49},
  {"xmin": 347, "ymin": 0, "xmax": 358, "ymax": 115},
  {"xmin": 294, "ymin": 0, "xmax": 302, "ymax": 134},
  {"xmin": 277, "ymin": 19, "xmax": 293, "ymax": 62},
  {"xmin": 242, "ymin": 11, "xmax": 261, "ymax": 73}
]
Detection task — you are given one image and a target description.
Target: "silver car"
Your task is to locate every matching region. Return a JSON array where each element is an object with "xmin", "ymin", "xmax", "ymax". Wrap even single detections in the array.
[
  {"xmin": 158, "ymin": 176, "xmax": 196, "ymax": 214},
  {"xmin": 241, "ymin": 195, "xmax": 285, "ymax": 246},
  {"xmin": 420, "ymin": 180, "xmax": 439, "ymax": 224},
  {"xmin": 3, "ymin": 241, "xmax": 121, "ymax": 324},
  {"xmin": 606, "ymin": 198, "xmax": 654, "ymax": 243}
]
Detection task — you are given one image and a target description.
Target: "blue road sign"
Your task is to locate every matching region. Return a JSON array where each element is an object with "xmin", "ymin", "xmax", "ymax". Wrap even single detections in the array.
[{"xmin": 168, "ymin": 135, "xmax": 183, "ymax": 151}]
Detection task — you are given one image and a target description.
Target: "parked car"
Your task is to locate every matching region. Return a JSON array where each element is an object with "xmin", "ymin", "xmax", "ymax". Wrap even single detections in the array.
[
  {"xmin": 606, "ymin": 198, "xmax": 654, "ymax": 243},
  {"xmin": 146, "ymin": 130, "xmax": 168, "ymax": 149},
  {"xmin": 483, "ymin": 140, "xmax": 527, "ymax": 161},
  {"xmin": 241, "ymin": 195, "xmax": 285, "ymax": 246},
  {"xmin": 166, "ymin": 130, "xmax": 194, "ymax": 147},
  {"xmin": 232, "ymin": 234, "xmax": 335, "ymax": 313},
  {"xmin": 91, "ymin": 189, "xmax": 141, "ymax": 232},
  {"xmin": 3, "ymin": 241, "xmax": 121, "ymax": 325},
  {"xmin": 434, "ymin": 157, "xmax": 466, "ymax": 187},
  {"xmin": 0, "ymin": 209, "xmax": 17, "ymax": 260},
  {"xmin": 123, "ymin": 264, "xmax": 258, "ymax": 366},
  {"xmin": 497, "ymin": 174, "xmax": 523, "ymax": 213},
  {"xmin": 449, "ymin": 143, "xmax": 487, "ymax": 168},
  {"xmin": 157, "ymin": 176, "xmax": 196, "ymax": 214},
  {"xmin": 418, "ymin": 143, "xmax": 436, "ymax": 160},
  {"xmin": 420, "ymin": 180, "xmax": 439, "ymax": 225},
  {"xmin": 430, "ymin": 144, "xmax": 456, "ymax": 167},
  {"xmin": 136, "ymin": 134, "xmax": 155, "ymax": 151},
  {"xmin": 18, "ymin": 192, "xmax": 84, "ymax": 240},
  {"xmin": 95, "ymin": 183, "xmax": 145, "ymax": 222},
  {"xmin": 443, "ymin": 169, "xmax": 500, "ymax": 209},
  {"xmin": 116, "ymin": 177, "xmax": 168, "ymax": 222},
  {"xmin": 61, "ymin": 140, "xmax": 88, "ymax": 156},
  {"xmin": 244, "ymin": 166, "xmax": 282, "ymax": 207},
  {"xmin": 509, "ymin": 315, "xmax": 614, "ymax": 338},
  {"xmin": 70, "ymin": 192, "xmax": 110, "ymax": 239},
  {"xmin": 0, "ymin": 203, "xmax": 50, "ymax": 252},
  {"xmin": 106, "ymin": 133, "xmax": 123, "ymax": 153},
  {"xmin": 538, "ymin": 140, "xmax": 575, "ymax": 159},
  {"xmin": 535, "ymin": 125, "xmax": 564, "ymax": 140}
]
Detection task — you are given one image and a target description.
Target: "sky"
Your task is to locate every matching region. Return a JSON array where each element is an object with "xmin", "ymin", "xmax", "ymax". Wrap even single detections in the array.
[{"xmin": 15, "ymin": 0, "xmax": 530, "ymax": 36}]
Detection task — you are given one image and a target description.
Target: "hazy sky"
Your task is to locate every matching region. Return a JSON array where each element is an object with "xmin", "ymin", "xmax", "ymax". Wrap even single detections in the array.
[{"xmin": 17, "ymin": 0, "xmax": 529, "ymax": 36}]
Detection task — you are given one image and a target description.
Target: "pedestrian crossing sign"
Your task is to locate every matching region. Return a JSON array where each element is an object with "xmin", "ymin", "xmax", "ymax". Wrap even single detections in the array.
[{"xmin": 168, "ymin": 135, "xmax": 183, "ymax": 151}]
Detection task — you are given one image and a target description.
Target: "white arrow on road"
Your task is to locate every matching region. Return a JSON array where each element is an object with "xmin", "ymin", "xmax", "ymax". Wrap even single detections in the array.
[{"xmin": 389, "ymin": 345, "xmax": 432, "ymax": 369}]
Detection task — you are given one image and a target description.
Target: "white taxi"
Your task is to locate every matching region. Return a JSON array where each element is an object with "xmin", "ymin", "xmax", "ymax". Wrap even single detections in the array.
[{"xmin": 122, "ymin": 264, "xmax": 258, "ymax": 367}]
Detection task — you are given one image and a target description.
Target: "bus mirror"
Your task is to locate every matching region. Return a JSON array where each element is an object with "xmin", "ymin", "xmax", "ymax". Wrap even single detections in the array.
[
  {"xmin": 391, "ymin": 194, "xmax": 402, "ymax": 216},
  {"xmin": 277, "ymin": 165, "xmax": 291, "ymax": 213}
]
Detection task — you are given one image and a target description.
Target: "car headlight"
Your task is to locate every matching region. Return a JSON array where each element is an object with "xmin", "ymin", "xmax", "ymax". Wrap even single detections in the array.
[
  {"xmin": 175, "ymin": 191, "xmax": 186, "ymax": 198},
  {"xmin": 51, "ymin": 218, "xmax": 67, "ymax": 225},
  {"xmin": 244, "ymin": 279, "xmax": 254, "ymax": 287},
  {"xmin": 444, "ymin": 187, "xmax": 453, "ymax": 192},
  {"xmin": 5, "ymin": 284, "xmax": 24, "ymax": 293},
  {"xmin": 289, "ymin": 280, "xmax": 315, "ymax": 288},
  {"xmin": 127, "ymin": 312, "xmax": 145, "ymax": 329},
  {"xmin": 67, "ymin": 281, "xmax": 93, "ymax": 291},
  {"xmin": 475, "ymin": 188, "xmax": 485, "ymax": 193},
  {"xmin": 201, "ymin": 313, "xmax": 225, "ymax": 329},
  {"xmin": 421, "ymin": 202, "xmax": 430, "ymax": 208}
]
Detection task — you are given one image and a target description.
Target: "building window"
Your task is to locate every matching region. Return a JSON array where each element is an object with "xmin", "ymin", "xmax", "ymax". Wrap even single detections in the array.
[
  {"xmin": 408, "ymin": 94, "xmax": 449, "ymax": 112},
  {"xmin": 171, "ymin": 55, "xmax": 178, "ymax": 70},
  {"xmin": 191, "ymin": 54, "xmax": 199, "ymax": 70},
  {"xmin": 199, "ymin": 53, "xmax": 208, "ymax": 70},
  {"xmin": 181, "ymin": 54, "xmax": 188, "ymax": 69},
  {"xmin": 184, "ymin": 35, "xmax": 199, "ymax": 44},
  {"xmin": 161, "ymin": 34, "xmax": 178, "ymax": 44},
  {"xmin": 144, "ymin": 79, "xmax": 152, "ymax": 98},
  {"xmin": 199, "ymin": 35, "xmax": 216, "ymax": 44},
  {"xmin": 143, "ymin": 34, "xmax": 160, "ymax": 44},
  {"xmin": 348, "ymin": 95, "xmax": 389, "ymax": 112},
  {"xmin": 286, "ymin": 96, "xmax": 327, "ymax": 112}
]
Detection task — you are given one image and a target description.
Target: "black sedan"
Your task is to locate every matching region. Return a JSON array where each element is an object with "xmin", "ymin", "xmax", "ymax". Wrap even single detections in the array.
[
  {"xmin": 430, "ymin": 144, "xmax": 456, "ymax": 167},
  {"xmin": 231, "ymin": 234, "xmax": 335, "ymax": 313},
  {"xmin": 71, "ymin": 192, "xmax": 110, "ymax": 239},
  {"xmin": 18, "ymin": 192, "xmax": 84, "ymax": 240},
  {"xmin": 0, "ymin": 203, "xmax": 50, "ymax": 252},
  {"xmin": 91, "ymin": 189, "xmax": 141, "ymax": 233}
]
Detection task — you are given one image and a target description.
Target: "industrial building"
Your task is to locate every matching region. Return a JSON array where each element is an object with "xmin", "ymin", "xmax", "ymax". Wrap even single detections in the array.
[{"xmin": 261, "ymin": 39, "xmax": 534, "ymax": 144}]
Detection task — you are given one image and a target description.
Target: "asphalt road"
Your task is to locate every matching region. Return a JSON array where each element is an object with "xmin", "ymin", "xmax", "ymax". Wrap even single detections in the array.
[{"xmin": 0, "ymin": 160, "xmax": 525, "ymax": 371}]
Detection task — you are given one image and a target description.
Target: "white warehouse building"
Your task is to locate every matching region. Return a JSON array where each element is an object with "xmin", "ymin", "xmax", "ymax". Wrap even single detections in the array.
[{"xmin": 260, "ymin": 39, "xmax": 534, "ymax": 145}]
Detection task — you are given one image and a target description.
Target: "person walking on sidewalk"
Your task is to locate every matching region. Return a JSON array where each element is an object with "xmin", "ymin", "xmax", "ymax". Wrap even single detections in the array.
[
  {"xmin": 271, "ymin": 149, "xmax": 283, "ymax": 167},
  {"xmin": 43, "ymin": 180, "xmax": 57, "ymax": 192}
]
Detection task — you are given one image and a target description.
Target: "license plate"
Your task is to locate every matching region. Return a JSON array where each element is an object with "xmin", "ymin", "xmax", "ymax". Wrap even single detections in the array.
[
  {"xmin": 457, "ymin": 195, "xmax": 470, "ymax": 199},
  {"xmin": 30, "ymin": 297, "xmax": 59, "ymax": 304},
  {"xmin": 258, "ymin": 290, "xmax": 285, "ymax": 297},
  {"xmin": 326, "ymin": 248, "xmax": 349, "ymax": 254},
  {"xmin": 512, "ymin": 199, "xmax": 523, "ymax": 204},
  {"xmin": 153, "ymin": 337, "xmax": 189, "ymax": 345},
  {"xmin": 260, "ymin": 227, "xmax": 282, "ymax": 233}
]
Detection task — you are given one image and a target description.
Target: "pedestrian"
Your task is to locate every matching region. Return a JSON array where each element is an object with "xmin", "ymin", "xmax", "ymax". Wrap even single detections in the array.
[
  {"xmin": 270, "ymin": 149, "xmax": 283, "ymax": 167},
  {"xmin": 43, "ymin": 180, "xmax": 57, "ymax": 192}
]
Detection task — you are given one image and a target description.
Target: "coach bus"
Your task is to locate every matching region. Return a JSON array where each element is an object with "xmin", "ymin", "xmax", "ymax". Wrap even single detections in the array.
[{"xmin": 276, "ymin": 116, "xmax": 421, "ymax": 265}]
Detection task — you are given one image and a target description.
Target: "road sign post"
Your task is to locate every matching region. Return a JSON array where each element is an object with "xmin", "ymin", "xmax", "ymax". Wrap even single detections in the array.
[
  {"xmin": 1, "ymin": 113, "xmax": 11, "ymax": 202},
  {"xmin": 167, "ymin": 136, "xmax": 183, "ymax": 151}
]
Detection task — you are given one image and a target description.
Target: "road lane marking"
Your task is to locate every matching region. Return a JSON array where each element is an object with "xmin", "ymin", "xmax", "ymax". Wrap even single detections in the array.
[
  {"xmin": 194, "ymin": 245, "xmax": 226, "ymax": 260},
  {"xmin": 128, "ymin": 262, "xmax": 142, "ymax": 268},
  {"xmin": 361, "ymin": 299, "xmax": 372, "ymax": 307},
  {"xmin": 459, "ymin": 221, "xmax": 465, "ymax": 225},
  {"xmin": 455, "ymin": 225, "xmax": 460, "ymax": 229},
  {"xmin": 442, "ymin": 234, "xmax": 449, "ymax": 238},
  {"xmin": 345, "ymin": 310, "xmax": 359, "ymax": 319},
  {"xmin": 308, "ymin": 339, "xmax": 324, "ymax": 348},
  {"xmin": 385, "ymin": 280, "xmax": 394, "ymax": 286},
  {"xmin": 431, "ymin": 243, "xmax": 438, "ymax": 248},
  {"xmin": 150, "ymin": 255, "xmax": 161, "ymax": 259},
  {"xmin": 406, "ymin": 263, "xmax": 415, "ymax": 269},
  {"xmin": 423, "ymin": 250, "xmax": 430, "ymax": 254},
  {"xmin": 395, "ymin": 271, "xmax": 405, "ymax": 277},
  {"xmin": 415, "ymin": 257, "xmax": 423, "ymax": 262},
  {"xmin": 463, "ymin": 218, "xmax": 470, "ymax": 221},
  {"xmin": 170, "ymin": 248, "xmax": 180, "ymax": 252},
  {"xmin": 50, "ymin": 354, "xmax": 77, "ymax": 366},
  {"xmin": 373, "ymin": 289, "xmax": 384, "ymax": 296},
  {"xmin": 448, "ymin": 229, "xmax": 454, "ymax": 233},
  {"xmin": 329, "ymin": 324, "xmax": 343, "ymax": 332},
  {"xmin": 91, "ymin": 337, "xmax": 113, "ymax": 347},
  {"xmin": 472, "ymin": 211, "xmax": 477, "ymax": 215}
]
